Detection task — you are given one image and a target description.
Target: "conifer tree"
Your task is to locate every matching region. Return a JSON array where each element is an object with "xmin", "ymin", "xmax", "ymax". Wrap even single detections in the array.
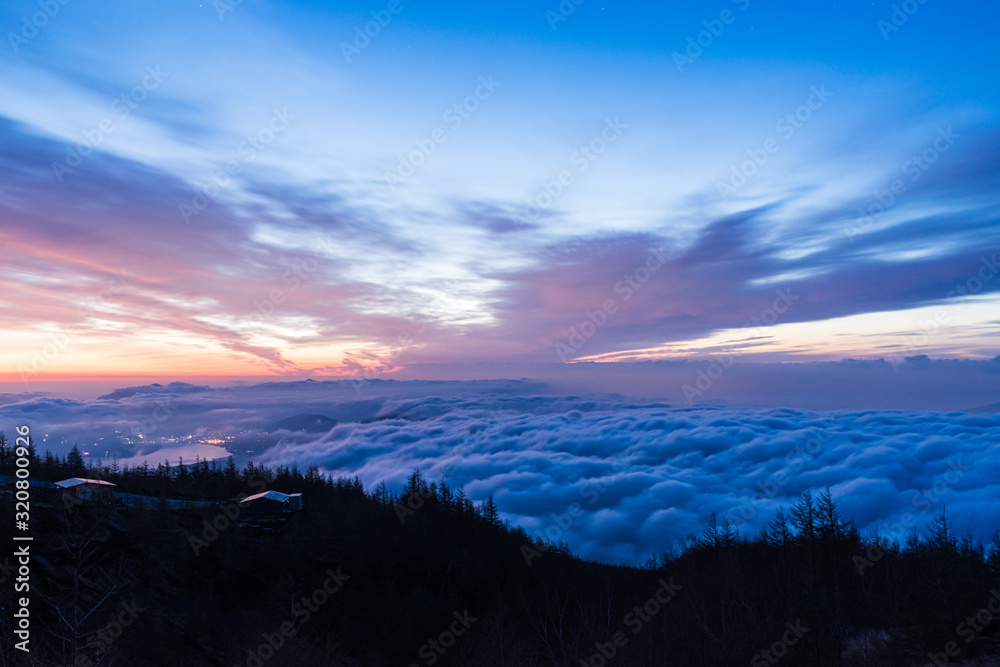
[
  {"xmin": 790, "ymin": 489, "xmax": 818, "ymax": 553},
  {"xmin": 66, "ymin": 444, "xmax": 86, "ymax": 476}
]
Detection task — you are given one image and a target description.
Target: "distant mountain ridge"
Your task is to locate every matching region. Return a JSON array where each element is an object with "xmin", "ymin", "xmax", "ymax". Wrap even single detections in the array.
[
  {"xmin": 98, "ymin": 382, "xmax": 207, "ymax": 400},
  {"xmin": 270, "ymin": 413, "xmax": 339, "ymax": 433},
  {"xmin": 964, "ymin": 401, "xmax": 1000, "ymax": 413}
]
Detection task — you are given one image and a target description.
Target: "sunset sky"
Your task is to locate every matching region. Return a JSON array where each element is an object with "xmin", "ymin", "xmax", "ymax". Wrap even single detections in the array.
[{"xmin": 2, "ymin": 0, "xmax": 998, "ymax": 384}]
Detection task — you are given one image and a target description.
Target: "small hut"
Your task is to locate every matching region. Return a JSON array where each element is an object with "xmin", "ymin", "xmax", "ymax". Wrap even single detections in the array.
[
  {"xmin": 54, "ymin": 477, "xmax": 117, "ymax": 502},
  {"xmin": 238, "ymin": 490, "xmax": 303, "ymax": 517}
]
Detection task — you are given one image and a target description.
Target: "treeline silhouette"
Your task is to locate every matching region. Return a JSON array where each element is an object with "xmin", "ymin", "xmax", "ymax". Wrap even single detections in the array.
[{"xmin": 1, "ymin": 438, "xmax": 999, "ymax": 666}]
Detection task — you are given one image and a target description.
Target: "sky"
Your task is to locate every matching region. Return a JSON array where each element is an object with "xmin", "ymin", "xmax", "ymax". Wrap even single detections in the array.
[{"xmin": 1, "ymin": 0, "xmax": 999, "ymax": 386}]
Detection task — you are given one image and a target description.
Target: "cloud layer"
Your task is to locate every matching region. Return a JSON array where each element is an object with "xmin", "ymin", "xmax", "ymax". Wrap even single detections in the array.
[
  {"xmin": 259, "ymin": 393, "xmax": 1000, "ymax": 565},
  {"xmin": 4, "ymin": 378, "xmax": 999, "ymax": 565}
]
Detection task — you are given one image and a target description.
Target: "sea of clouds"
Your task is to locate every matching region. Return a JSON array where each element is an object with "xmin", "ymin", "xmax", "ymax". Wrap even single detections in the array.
[{"xmin": 3, "ymin": 377, "xmax": 999, "ymax": 565}]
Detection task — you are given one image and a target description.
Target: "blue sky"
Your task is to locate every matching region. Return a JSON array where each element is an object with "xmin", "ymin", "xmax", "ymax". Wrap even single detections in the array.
[{"xmin": 1, "ymin": 0, "xmax": 998, "ymax": 380}]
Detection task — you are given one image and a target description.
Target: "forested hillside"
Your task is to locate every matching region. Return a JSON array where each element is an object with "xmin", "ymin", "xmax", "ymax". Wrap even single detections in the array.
[{"xmin": 1, "ymin": 439, "xmax": 999, "ymax": 666}]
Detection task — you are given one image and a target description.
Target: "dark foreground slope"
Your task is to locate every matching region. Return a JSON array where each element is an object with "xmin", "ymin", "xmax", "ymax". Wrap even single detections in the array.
[{"xmin": 1, "ymin": 448, "xmax": 999, "ymax": 666}]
